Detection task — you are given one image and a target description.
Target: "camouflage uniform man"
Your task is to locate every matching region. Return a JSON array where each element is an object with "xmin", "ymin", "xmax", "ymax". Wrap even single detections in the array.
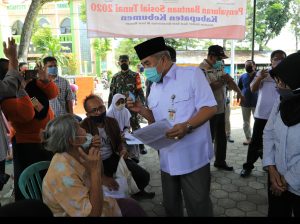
[{"xmin": 108, "ymin": 55, "xmax": 147, "ymax": 154}]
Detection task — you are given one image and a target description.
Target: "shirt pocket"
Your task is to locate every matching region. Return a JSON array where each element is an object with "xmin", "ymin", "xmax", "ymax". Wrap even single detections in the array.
[
  {"xmin": 148, "ymin": 98, "xmax": 159, "ymax": 110},
  {"xmin": 173, "ymin": 91, "xmax": 192, "ymax": 118}
]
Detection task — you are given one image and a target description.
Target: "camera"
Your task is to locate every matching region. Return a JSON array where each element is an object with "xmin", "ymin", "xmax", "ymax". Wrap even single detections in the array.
[{"xmin": 25, "ymin": 70, "xmax": 39, "ymax": 80}]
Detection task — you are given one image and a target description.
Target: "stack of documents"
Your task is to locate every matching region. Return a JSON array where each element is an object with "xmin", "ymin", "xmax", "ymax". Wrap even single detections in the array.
[{"xmin": 132, "ymin": 118, "xmax": 177, "ymax": 150}]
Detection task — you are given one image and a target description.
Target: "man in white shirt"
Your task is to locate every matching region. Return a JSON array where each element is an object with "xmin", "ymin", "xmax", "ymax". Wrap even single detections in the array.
[
  {"xmin": 128, "ymin": 37, "xmax": 217, "ymax": 217},
  {"xmin": 241, "ymin": 50, "xmax": 286, "ymax": 177}
]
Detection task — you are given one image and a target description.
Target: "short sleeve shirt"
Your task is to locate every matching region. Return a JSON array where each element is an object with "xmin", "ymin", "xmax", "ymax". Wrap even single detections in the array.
[
  {"xmin": 42, "ymin": 152, "xmax": 122, "ymax": 217},
  {"xmin": 49, "ymin": 76, "xmax": 74, "ymax": 117},
  {"xmin": 198, "ymin": 60, "xmax": 227, "ymax": 114}
]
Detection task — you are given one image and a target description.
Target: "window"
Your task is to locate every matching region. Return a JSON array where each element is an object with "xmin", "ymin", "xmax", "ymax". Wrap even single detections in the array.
[
  {"xmin": 11, "ymin": 20, "xmax": 23, "ymax": 35},
  {"xmin": 60, "ymin": 18, "xmax": 71, "ymax": 34},
  {"xmin": 38, "ymin": 18, "xmax": 50, "ymax": 28}
]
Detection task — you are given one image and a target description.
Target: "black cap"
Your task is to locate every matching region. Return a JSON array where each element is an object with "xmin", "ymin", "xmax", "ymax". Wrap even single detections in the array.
[
  {"xmin": 134, "ymin": 37, "xmax": 167, "ymax": 60},
  {"xmin": 119, "ymin": 55, "xmax": 129, "ymax": 62},
  {"xmin": 208, "ymin": 45, "xmax": 228, "ymax": 59}
]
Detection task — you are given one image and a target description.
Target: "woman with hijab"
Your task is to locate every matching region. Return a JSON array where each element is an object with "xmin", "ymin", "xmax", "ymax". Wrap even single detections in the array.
[
  {"xmin": 1, "ymin": 62, "xmax": 59, "ymax": 201},
  {"xmin": 107, "ymin": 94, "xmax": 140, "ymax": 163},
  {"xmin": 263, "ymin": 52, "xmax": 300, "ymax": 217}
]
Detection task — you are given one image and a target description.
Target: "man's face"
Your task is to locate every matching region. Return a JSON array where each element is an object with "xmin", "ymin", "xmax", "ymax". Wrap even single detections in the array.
[
  {"xmin": 209, "ymin": 55, "xmax": 222, "ymax": 65},
  {"xmin": 45, "ymin": 60, "xmax": 57, "ymax": 74},
  {"xmin": 118, "ymin": 60, "xmax": 130, "ymax": 67},
  {"xmin": 85, "ymin": 97, "xmax": 106, "ymax": 118},
  {"xmin": 20, "ymin": 64, "xmax": 28, "ymax": 71},
  {"xmin": 271, "ymin": 53, "xmax": 285, "ymax": 67}
]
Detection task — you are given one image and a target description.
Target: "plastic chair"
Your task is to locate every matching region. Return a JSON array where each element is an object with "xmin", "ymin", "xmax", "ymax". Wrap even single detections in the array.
[{"xmin": 19, "ymin": 161, "xmax": 51, "ymax": 201}]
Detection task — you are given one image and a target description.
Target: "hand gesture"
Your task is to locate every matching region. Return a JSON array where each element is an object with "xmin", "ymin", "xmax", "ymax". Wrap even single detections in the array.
[
  {"xmin": 120, "ymin": 150, "xmax": 129, "ymax": 160},
  {"xmin": 165, "ymin": 123, "xmax": 188, "ymax": 140},
  {"xmin": 121, "ymin": 135, "xmax": 130, "ymax": 143},
  {"xmin": 102, "ymin": 176, "xmax": 119, "ymax": 191},
  {"xmin": 78, "ymin": 146, "xmax": 102, "ymax": 174},
  {"xmin": 270, "ymin": 184, "xmax": 283, "ymax": 196},
  {"xmin": 126, "ymin": 92, "xmax": 142, "ymax": 113},
  {"xmin": 269, "ymin": 167, "xmax": 285, "ymax": 192},
  {"xmin": 18, "ymin": 70, "xmax": 32, "ymax": 93},
  {"xmin": 91, "ymin": 135, "xmax": 102, "ymax": 150},
  {"xmin": 237, "ymin": 93, "xmax": 246, "ymax": 106},
  {"xmin": 36, "ymin": 61, "xmax": 49, "ymax": 82},
  {"xmin": 3, "ymin": 37, "xmax": 17, "ymax": 60},
  {"xmin": 259, "ymin": 69, "xmax": 268, "ymax": 80}
]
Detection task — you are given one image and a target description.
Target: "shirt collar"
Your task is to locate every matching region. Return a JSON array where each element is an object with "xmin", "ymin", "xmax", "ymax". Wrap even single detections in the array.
[
  {"xmin": 59, "ymin": 152, "xmax": 86, "ymax": 176},
  {"xmin": 165, "ymin": 63, "xmax": 178, "ymax": 80},
  {"xmin": 202, "ymin": 59, "xmax": 214, "ymax": 70},
  {"xmin": 52, "ymin": 75, "xmax": 59, "ymax": 82}
]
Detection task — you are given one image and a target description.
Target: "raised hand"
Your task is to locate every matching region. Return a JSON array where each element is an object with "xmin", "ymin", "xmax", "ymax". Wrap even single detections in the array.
[
  {"xmin": 91, "ymin": 135, "xmax": 102, "ymax": 150},
  {"xmin": 126, "ymin": 92, "xmax": 142, "ymax": 113},
  {"xmin": 78, "ymin": 146, "xmax": 102, "ymax": 174},
  {"xmin": 3, "ymin": 37, "xmax": 17, "ymax": 60},
  {"xmin": 36, "ymin": 61, "xmax": 49, "ymax": 82}
]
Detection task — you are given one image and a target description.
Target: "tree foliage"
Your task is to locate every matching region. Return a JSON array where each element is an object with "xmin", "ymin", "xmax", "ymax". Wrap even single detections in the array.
[
  {"xmin": 66, "ymin": 53, "xmax": 78, "ymax": 75},
  {"xmin": 290, "ymin": 0, "xmax": 300, "ymax": 50},
  {"xmin": 92, "ymin": 38, "xmax": 112, "ymax": 61},
  {"xmin": 246, "ymin": 0, "xmax": 292, "ymax": 51}
]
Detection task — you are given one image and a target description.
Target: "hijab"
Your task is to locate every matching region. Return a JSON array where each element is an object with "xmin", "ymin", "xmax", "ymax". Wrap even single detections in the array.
[
  {"xmin": 107, "ymin": 93, "xmax": 131, "ymax": 131},
  {"xmin": 270, "ymin": 52, "xmax": 300, "ymax": 127}
]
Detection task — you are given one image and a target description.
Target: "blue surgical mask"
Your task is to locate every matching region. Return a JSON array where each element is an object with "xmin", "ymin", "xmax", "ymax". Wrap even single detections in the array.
[
  {"xmin": 144, "ymin": 57, "xmax": 165, "ymax": 83},
  {"xmin": 76, "ymin": 133, "xmax": 93, "ymax": 149},
  {"xmin": 213, "ymin": 59, "xmax": 223, "ymax": 69},
  {"xmin": 47, "ymin": 67, "xmax": 58, "ymax": 75}
]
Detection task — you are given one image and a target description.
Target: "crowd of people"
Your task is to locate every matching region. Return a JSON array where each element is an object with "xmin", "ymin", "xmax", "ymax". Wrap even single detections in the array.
[{"xmin": 0, "ymin": 36, "xmax": 299, "ymax": 217}]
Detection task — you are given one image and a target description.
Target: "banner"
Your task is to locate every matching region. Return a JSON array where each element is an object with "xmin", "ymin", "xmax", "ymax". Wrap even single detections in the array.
[{"xmin": 86, "ymin": 0, "xmax": 247, "ymax": 39}]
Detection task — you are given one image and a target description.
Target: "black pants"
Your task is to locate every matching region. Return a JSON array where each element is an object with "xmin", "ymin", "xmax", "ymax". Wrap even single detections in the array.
[
  {"xmin": 210, "ymin": 113, "xmax": 227, "ymax": 165},
  {"xmin": 267, "ymin": 172, "xmax": 300, "ymax": 217},
  {"xmin": 102, "ymin": 153, "xmax": 150, "ymax": 192},
  {"xmin": 243, "ymin": 118, "xmax": 268, "ymax": 170},
  {"xmin": 0, "ymin": 159, "xmax": 5, "ymax": 192},
  {"xmin": 12, "ymin": 137, "xmax": 54, "ymax": 201},
  {"xmin": 0, "ymin": 199, "xmax": 53, "ymax": 217}
]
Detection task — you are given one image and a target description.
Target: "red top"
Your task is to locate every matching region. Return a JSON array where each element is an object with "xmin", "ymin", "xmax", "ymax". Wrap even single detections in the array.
[{"xmin": 2, "ymin": 79, "xmax": 59, "ymax": 144}]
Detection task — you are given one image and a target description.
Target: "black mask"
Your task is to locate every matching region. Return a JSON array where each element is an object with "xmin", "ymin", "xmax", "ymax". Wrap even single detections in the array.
[
  {"xmin": 246, "ymin": 66, "xmax": 253, "ymax": 73},
  {"xmin": 121, "ymin": 63, "xmax": 129, "ymax": 71},
  {"xmin": 89, "ymin": 111, "xmax": 106, "ymax": 124}
]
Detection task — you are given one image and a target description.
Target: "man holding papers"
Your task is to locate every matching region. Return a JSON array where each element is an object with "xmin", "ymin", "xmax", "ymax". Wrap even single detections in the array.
[{"xmin": 127, "ymin": 37, "xmax": 218, "ymax": 217}]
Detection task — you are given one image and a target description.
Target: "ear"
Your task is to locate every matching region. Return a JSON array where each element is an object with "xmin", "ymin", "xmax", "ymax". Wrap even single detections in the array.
[
  {"xmin": 118, "ymin": 62, "xmax": 121, "ymax": 66},
  {"xmin": 69, "ymin": 136, "xmax": 76, "ymax": 146},
  {"xmin": 173, "ymin": 59, "xmax": 177, "ymax": 63},
  {"xmin": 86, "ymin": 113, "xmax": 90, "ymax": 118}
]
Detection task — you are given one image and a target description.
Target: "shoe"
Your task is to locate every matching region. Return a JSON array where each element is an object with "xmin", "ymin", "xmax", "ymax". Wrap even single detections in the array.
[
  {"xmin": 132, "ymin": 190, "xmax": 155, "ymax": 200},
  {"xmin": 214, "ymin": 163, "xmax": 233, "ymax": 171},
  {"xmin": 227, "ymin": 136, "xmax": 234, "ymax": 143},
  {"xmin": 241, "ymin": 169, "xmax": 252, "ymax": 177},
  {"xmin": 243, "ymin": 139, "xmax": 251, "ymax": 145},
  {"xmin": 139, "ymin": 145, "xmax": 147, "ymax": 154}
]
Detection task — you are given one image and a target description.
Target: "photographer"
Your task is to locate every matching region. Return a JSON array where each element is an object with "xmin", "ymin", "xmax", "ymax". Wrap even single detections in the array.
[
  {"xmin": 0, "ymin": 38, "xmax": 24, "ymax": 204},
  {"xmin": 2, "ymin": 59, "xmax": 59, "ymax": 201}
]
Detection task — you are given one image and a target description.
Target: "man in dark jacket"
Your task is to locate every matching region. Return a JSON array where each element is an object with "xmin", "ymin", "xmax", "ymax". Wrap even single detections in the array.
[{"xmin": 80, "ymin": 94, "xmax": 155, "ymax": 199}]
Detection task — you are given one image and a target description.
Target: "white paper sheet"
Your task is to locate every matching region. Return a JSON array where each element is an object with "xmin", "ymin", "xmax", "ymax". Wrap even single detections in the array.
[
  {"xmin": 124, "ymin": 133, "xmax": 143, "ymax": 145},
  {"xmin": 102, "ymin": 177, "xmax": 130, "ymax": 198},
  {"xmin": 132, "ymin": 118, "xmax": 176, "ymax": 150}
]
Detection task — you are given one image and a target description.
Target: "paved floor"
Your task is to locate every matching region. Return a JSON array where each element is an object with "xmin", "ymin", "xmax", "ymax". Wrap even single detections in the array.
[{"xmin": 0, "ymin": 107, "xmax": 268, "ymax": 217}]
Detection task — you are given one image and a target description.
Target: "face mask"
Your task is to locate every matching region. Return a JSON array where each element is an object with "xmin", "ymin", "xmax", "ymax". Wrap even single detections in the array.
[
  {"xmin": 116, "ymin": 103, "xmax": 125, "ymax": 111},
  {"xmin": 213, "ymin": 58, "xmax": 223, "ymax": 69},
  {"xmin": 246, "ymin": 66, "xmax": 253, "ymax": 73},
  {"xmin": 273, "ymin": 60, "xmax": 282, "ymax": 68},
  {"xmin": 47, "ymin": 67, "xmax": 58, "ymax": 75},
  {"xmin": 121, "ymin": 63, "xmax": 129, "ymax": 71},
  {"xmin": 144, "ymin": 57, "xmax": 165, "ymax": 83},
  {"xmin": 277, "ymin": 88, "xmax": 300, "ymax": 100},
  {"xmin": 89, "ymin": 111, "xmax": 106, "ymax": 124},
  {"xmin": 76, "ymin": 133, "xmax": 93, "ymax": 150}
]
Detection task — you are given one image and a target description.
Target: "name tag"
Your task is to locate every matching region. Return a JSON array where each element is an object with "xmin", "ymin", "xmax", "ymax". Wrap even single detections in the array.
[{"xmin": 168, "ymin": 107, "xmax": 176, "ymax": 121}]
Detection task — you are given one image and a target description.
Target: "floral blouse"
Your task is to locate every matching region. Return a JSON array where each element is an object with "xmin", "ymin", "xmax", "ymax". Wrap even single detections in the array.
[{"xmin": 42, "ymin": 152, "xmax": 122, "ymax": 217}]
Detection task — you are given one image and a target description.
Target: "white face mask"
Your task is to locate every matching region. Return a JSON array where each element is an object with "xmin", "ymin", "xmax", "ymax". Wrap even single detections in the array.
[{"xmin": 116, "ymin": 103, "xmax": 125, "ymax": 111}]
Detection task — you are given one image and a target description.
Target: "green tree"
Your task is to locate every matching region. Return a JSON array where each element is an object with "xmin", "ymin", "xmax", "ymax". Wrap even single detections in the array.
[
  {"xmin": 246, "ymin": 0, "xmax": 292, "ymax": 51},
  {"xmin": 92, "ymin": 38, "xmax": 112, "ymax": 62},
  {"xmin": 290, "ymin": 0, "xmax": 300, "ymax": 50},
  {"xmin": 32, "ymin": 24, "xmax": 71, "ymax": 67},
  {"xmin": 79, "ymin": 0, "xmax": 87, "ymax": 24}
]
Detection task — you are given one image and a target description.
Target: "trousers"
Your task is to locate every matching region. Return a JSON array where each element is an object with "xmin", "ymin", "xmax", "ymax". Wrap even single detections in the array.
[
  {"xmin": 102, "ymin": 153, "xmax": 150, "ymax": 192},
  {"xmin": 161, "ymin": 163, "xmax": 213, "ymax": 217},
  {"xmin": 243, "ymin": 118, "xmax": 267, "ymax": 170},
  {"xmin": 210, "ymin": 113, "xmax": 227, "ymax": 165},
  {"xmin": 241, "ymin": 107, "xmax": 256, "ymax": 140},
  {"xmin": 267, "ymin": 172, "xmax": 300, "ymax": 217},
  {"xmin": 225, "ymin": 104, "xmax": 231, "ymax": 137}
]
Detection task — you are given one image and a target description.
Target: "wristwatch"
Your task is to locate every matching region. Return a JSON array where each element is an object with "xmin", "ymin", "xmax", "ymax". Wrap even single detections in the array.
[{"xmin": 185, "ymin": 122, "xmax": 194, "ymax": 134}]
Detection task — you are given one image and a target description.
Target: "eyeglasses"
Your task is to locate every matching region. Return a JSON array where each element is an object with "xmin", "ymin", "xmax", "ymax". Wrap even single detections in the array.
[
  {"xmin": 274, "ymin": 77, "xmax": 286, "ymax": 88},
  {"xmin": 89, "ymin": 105, "xmax": 106, "ymax": 115},
  {"xmin": 272, "ymin": 57, "xmax": 284, "ymax": 61}
]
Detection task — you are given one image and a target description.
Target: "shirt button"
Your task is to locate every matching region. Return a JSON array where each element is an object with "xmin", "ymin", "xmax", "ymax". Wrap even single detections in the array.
[
  {"xmin": 179, "ymin": 97, "xmax": 181, "ymax": 100},
  {"xmin": 164, "ymin": 89, "xmax": 166, "ymax": 91},
  {"xmin": 164, "ymin": 104, "xmax": 166, "ymax": 106}
]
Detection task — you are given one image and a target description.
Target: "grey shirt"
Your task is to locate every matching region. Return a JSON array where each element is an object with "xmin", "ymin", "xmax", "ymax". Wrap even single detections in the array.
[
  {"xmin": 0, "ymin": 69, "xmax": 23, "ymax": 161},
  {"xmin": 97, "ymin": 127, "xmax": 113, "ymax": 161}
]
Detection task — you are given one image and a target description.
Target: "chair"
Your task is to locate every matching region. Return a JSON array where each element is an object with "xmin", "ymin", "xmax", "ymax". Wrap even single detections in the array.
[{"xmin": 19, "ymin": 161, "xmax": 50, "ymax": 201}]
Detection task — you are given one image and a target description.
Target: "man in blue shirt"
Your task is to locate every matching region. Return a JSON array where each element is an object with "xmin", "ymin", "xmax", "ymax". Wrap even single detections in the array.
[{"xmin": 238, "ymin": 60, "xmax": 258, "ymax": 145}]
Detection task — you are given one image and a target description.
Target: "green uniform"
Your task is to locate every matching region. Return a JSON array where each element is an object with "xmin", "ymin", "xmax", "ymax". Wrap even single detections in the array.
[{"xmin": 108, "ymin": 69, "xmax": 145, "ymax": 131}]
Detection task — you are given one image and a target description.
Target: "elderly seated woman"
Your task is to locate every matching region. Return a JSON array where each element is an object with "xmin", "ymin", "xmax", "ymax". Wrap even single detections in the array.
[
  {"xmin": 262, "ymin": 52, "xmax": 300, "ymax": 217},
  {"xmin": 41, "ymin": 114, "xmax": 147, "ymax": 217}
]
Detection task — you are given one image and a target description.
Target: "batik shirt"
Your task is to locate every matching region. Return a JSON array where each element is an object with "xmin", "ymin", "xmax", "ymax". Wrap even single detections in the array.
[
  {"xmin": 108, "ymin": 70, "xmax": 145, "ymax": 131},
  {"xmin": 42, "ymin": 152, "xmax": 122, "ymax": 217}
]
